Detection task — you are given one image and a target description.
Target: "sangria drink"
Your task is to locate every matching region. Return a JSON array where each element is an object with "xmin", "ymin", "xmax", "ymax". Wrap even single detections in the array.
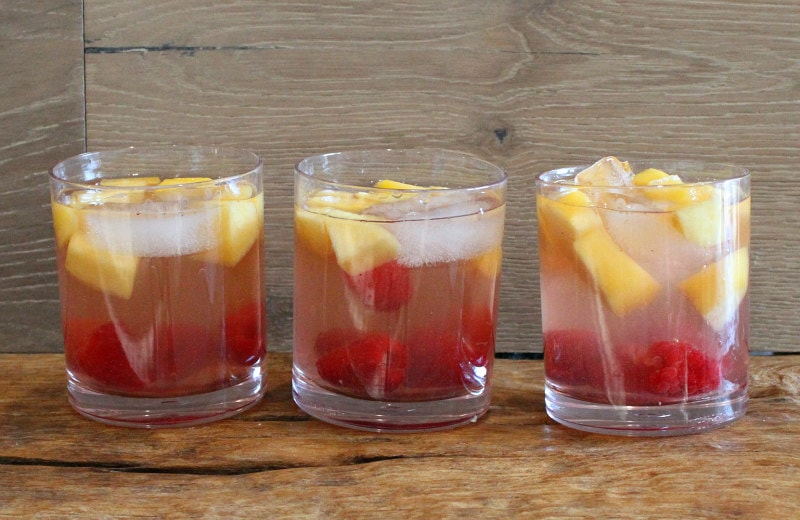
[
  {"xmin": 50, "ymin": 147, "xmax": 266, "ymax": 427},
  {"xmin": 537, "ymin": 157, "xmax": 750, "ymax": 435},
  {"xmin": 293, "ymin": 149, "xmax": 506, "ymax": 431}
]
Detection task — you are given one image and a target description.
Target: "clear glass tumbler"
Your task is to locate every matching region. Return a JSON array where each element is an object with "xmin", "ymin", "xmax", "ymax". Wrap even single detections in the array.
[
  {"xmin": 293, "ymin": 149, "xmax": 507, "ymax": 432},
  {"xmin": 536, "ymin": 157, "xmax": 750, "ymax": 436},
  {"xmin": 50, "ymin": 146, "xmax": 266, "ymax": 427}
]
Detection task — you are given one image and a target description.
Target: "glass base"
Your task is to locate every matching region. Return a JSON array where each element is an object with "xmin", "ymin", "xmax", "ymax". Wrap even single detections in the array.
[
  {"xmin": 292, "ymin": 368, "xmax": 490, "ymax": 432},
  {"xmin": 545, "ymin": 383, "xmax": 748, "ymax": 437},
  {"xmin": 67, "ymin": 372, "xmax": 265, "ymax": 428}
]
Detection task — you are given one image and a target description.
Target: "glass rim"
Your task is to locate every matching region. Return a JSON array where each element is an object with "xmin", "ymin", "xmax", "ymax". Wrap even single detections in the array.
[
  {"xmin": 50, "ymin": 145, "xmax": 263, "ymax": 188},
  {"xmin": 536, "ymin": 160, "xmax": 750, "ymax": 188},
  {"xmin": 294, "ymin": 147, "xmax": 508, "ymax": 193}
]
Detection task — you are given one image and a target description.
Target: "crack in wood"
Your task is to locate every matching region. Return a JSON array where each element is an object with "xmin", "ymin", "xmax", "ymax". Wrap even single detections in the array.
[
  {"xmin": 346, "ymin": 455, "xmax": 405, "ymax": 465},
  {"xmin": 1, "ymin": 453, "xmax": 416, "ymax": 476},
  {"xmin": 84, "ymin": 45, "xmax": 285, "ymax": 54},
  {"xmin": 0, "ymin": 456, "xmax": 302, "ymax": 475}
]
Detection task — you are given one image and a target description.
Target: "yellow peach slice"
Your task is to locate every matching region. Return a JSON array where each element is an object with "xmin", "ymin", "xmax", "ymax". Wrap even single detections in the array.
[
  {"xmin": 634, "ymin": 168, "xmax": 716, "ymax": 208},
  {"xmin": 679, "ymin": 247, "xmax": 749, "ymax": 331},
  {"xmin": 157, "ymin": 177, "xmax": 213, "ymax": 186},
  {"xmin": 52, "ymin": 202, "xmax": 80, "ymax": 248},
  {"xmin": 71, "ymin": 189, "xmax": 140, "ymax": 205},
  {"xmin": 633, "ymin": 168, "xmax": 680, "ymax": 186},
  {"xmin": 90, "ymin": 177, "xmax": 162, "ymax": 203},
  {"xmin": 537, "ymin": 190, "xmax": 603, "ymax": 240},
  {"xmin": 154, "ymin": 177, "xmax": 214, "ymax": 201},
  {"xmin": 295, "ymin": 206, "xmax": 386, "ymax": 259},
  {"xmin": 468, "ymin": 246, "xmax": 502, "ymax": 279},
  {"xmin": 573, "ymin": 227, "xmax": 661, "ymax": 316},
  {"xmin": 295, "ymin": 208, "xmax": 331, "ymax": 258},
  {"xmin": 326, "ymin": 217, "xmax": 400, "ymax": 276},
  {"xmin": 674, "ymin": 189, "xmax": 724, "ymax": 247},
  {"xmin": 212, "ymin": 193, "xmax": 263, "ymax": 267},
  {"xmin": 374, "ymin": 179, "xmax": 426, "ymax": 190},
  {"xmin": 304, "ymin": 177, "xmax": 438, "ymax": 214},
  {"xmin": 65, "ymin": 232, "xmax": 139, "ymax": 299},
  {"xmin": 99, "ymin": 177, "xmax": 161, "ymax": 187},
  {"xmin": 374, "ymin": 179, "xmax": 446, "ymax": 190},
  {"xmin": 305, "ymin": 189, "xmax": 384, "ymax": 213}
]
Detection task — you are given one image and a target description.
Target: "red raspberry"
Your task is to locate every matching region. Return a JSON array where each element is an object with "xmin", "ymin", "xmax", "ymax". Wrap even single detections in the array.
[
  {"xmin": 68, "ymin": 318, "xmax": 239, "ymax": 396},
  {"xmin": 68, "ymin": 321, "xmax": 144, "ymax": 393},
  {"xmin": 315, "ymin": 331, "xmax": 408, "ymax": 400},
  {"xmin": 344, "ymin": 260, "xmax": 413, "ymax": 312},
  {"xmin": 224, "ymin": 302, "xmax": 266, "ymax": 366},
  {"xmin": 639, "ymin": 340, "xmax": 720, "ymax": 398}
]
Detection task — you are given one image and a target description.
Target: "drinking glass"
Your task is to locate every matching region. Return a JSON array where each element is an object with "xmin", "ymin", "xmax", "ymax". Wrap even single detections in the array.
[
  {"xmin": 536, "ymin": 157, "xmax": 750, "ymax": 436},
  {"xmin": 293, "ymin": 149, "xmax": 507, "ymax": 431},
  {"xmin": 50, "ymin": 146, "xmax": 266, "ymax": 427}
]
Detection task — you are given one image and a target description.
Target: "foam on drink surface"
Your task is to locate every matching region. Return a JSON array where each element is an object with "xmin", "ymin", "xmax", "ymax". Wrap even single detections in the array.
[
  {"xmin": 386, "ymin": 200, "xmax": 505, "ymax": 267},
  {"xmin": 303, "ymin": 184, "xmax": 504, "ymax": 269},
  {"xmin": 82, "ymin": 201, "xmax": 222, "ymax": 257}
]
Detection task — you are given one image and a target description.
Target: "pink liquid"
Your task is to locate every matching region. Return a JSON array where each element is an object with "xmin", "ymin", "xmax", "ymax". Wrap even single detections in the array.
[
  {"xmin": 293, "ymin": 209, "xmax": 503, "ymax": 403},
  {"xmin": 539, "ymin": 198, "xmax": 750, "ymax": 407},
  {"xmin": 54, "ymin": 185, "xmax": 265, "ymax": 399}
]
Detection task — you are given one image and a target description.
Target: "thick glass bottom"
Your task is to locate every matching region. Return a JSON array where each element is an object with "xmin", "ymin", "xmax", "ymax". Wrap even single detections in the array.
[
  {"xmin": 292, "ymin": 368, "xmax": 490, "ymax": 433},
  {"xmin": 545, "ymin": 382, "xmax": 748, "ymax": 437},
  {"xmin": 67, "ymin": 370, "xmax": 265, "ymax": 428}
]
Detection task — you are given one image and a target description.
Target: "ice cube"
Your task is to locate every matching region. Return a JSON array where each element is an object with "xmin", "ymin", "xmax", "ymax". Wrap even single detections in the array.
[
  {"xmin": 601, "ymin": 208, "xmax": 715, "ymax": 284},
  {"xmin": 575, "ymin": 156, "xmax": 634, "ymax": 186},
  {"xmin": 82, "ymin": 202, "xmax": 222, "ymax": 257},
  {"xmin": 363, "ymin": 190, "xmax": 470, "ymax": 221},
  {"xmin": 390, "ymin": 206, "xmax": 505, "ymax": 266}
]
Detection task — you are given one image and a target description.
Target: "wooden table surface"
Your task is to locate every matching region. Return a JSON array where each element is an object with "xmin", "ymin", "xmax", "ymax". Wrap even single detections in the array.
[{"xmin": 1, "ymin": 353, "xmax": 798, "ymax": 519}]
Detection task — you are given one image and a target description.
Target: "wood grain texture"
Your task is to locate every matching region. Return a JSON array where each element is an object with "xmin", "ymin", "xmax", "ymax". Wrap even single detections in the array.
[
  {"xmin": 2, "ymin": 1, "xmax": 799, "ymax": 353},
  {"xmin": 80, "ymin": 0, "xmax": 800, "ymax": 353},
  {"xmin": 0, "ymin": 1, "xmax": 85, "ymax": 352},
  {"xmin": 1, "ymin": 352, "xmax": 799, "ymax": 518}
]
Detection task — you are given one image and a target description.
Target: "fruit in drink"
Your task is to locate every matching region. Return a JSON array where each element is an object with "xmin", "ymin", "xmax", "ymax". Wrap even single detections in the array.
[
  {"xmin": 326, "ymin": 217, "xmax": 401, "ymax": 275},
  {"xmin": 573, "ymin": 226, "xmax": 661, "ymax": 316},
  {"xmin": 344, "ymin": 260, "xmax": 413, "ymax": 311},
  {"xmin": 53, "ymin": 176, "xmax": 265, "ymax": 397},
  {"xmin": 539, "ymin": 158, "xmax": 748, "ymax": 406},
  {"xmin": 295, "ymin": 179, "xmax": 504, "ymax": 402},
  {"xmin": 315, "ymin": 330, "xmax": 409, "ymax": 399},
  {"xmin": 64, "ymin": 232, "xmax": 140, "ymax": 300},
  {"xmin": 679, "ymin": 247, "xmax": 749, "ymax": 331},
  {"xmin": 636, "ymin": 340, "xmax": 720, "ymax": 398}
]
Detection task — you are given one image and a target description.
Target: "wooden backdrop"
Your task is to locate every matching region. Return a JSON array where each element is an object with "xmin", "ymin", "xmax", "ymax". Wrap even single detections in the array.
[{"xmin": 2, "ymin": 0, "xmax": 798, "ymax": 354}]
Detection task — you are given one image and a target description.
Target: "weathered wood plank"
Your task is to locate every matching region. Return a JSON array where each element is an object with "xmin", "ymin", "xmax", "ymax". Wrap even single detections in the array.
[
  {"xmin": 0, "ymin": 353, "xmax": 798, "ymax": 518},
  {"xmin": 81, "ymin": 0, "xmax": 800, "ymax": 352},
  {"xmin": 0, "ymin": 1, "xmax": 85, "ymax": 352}
]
